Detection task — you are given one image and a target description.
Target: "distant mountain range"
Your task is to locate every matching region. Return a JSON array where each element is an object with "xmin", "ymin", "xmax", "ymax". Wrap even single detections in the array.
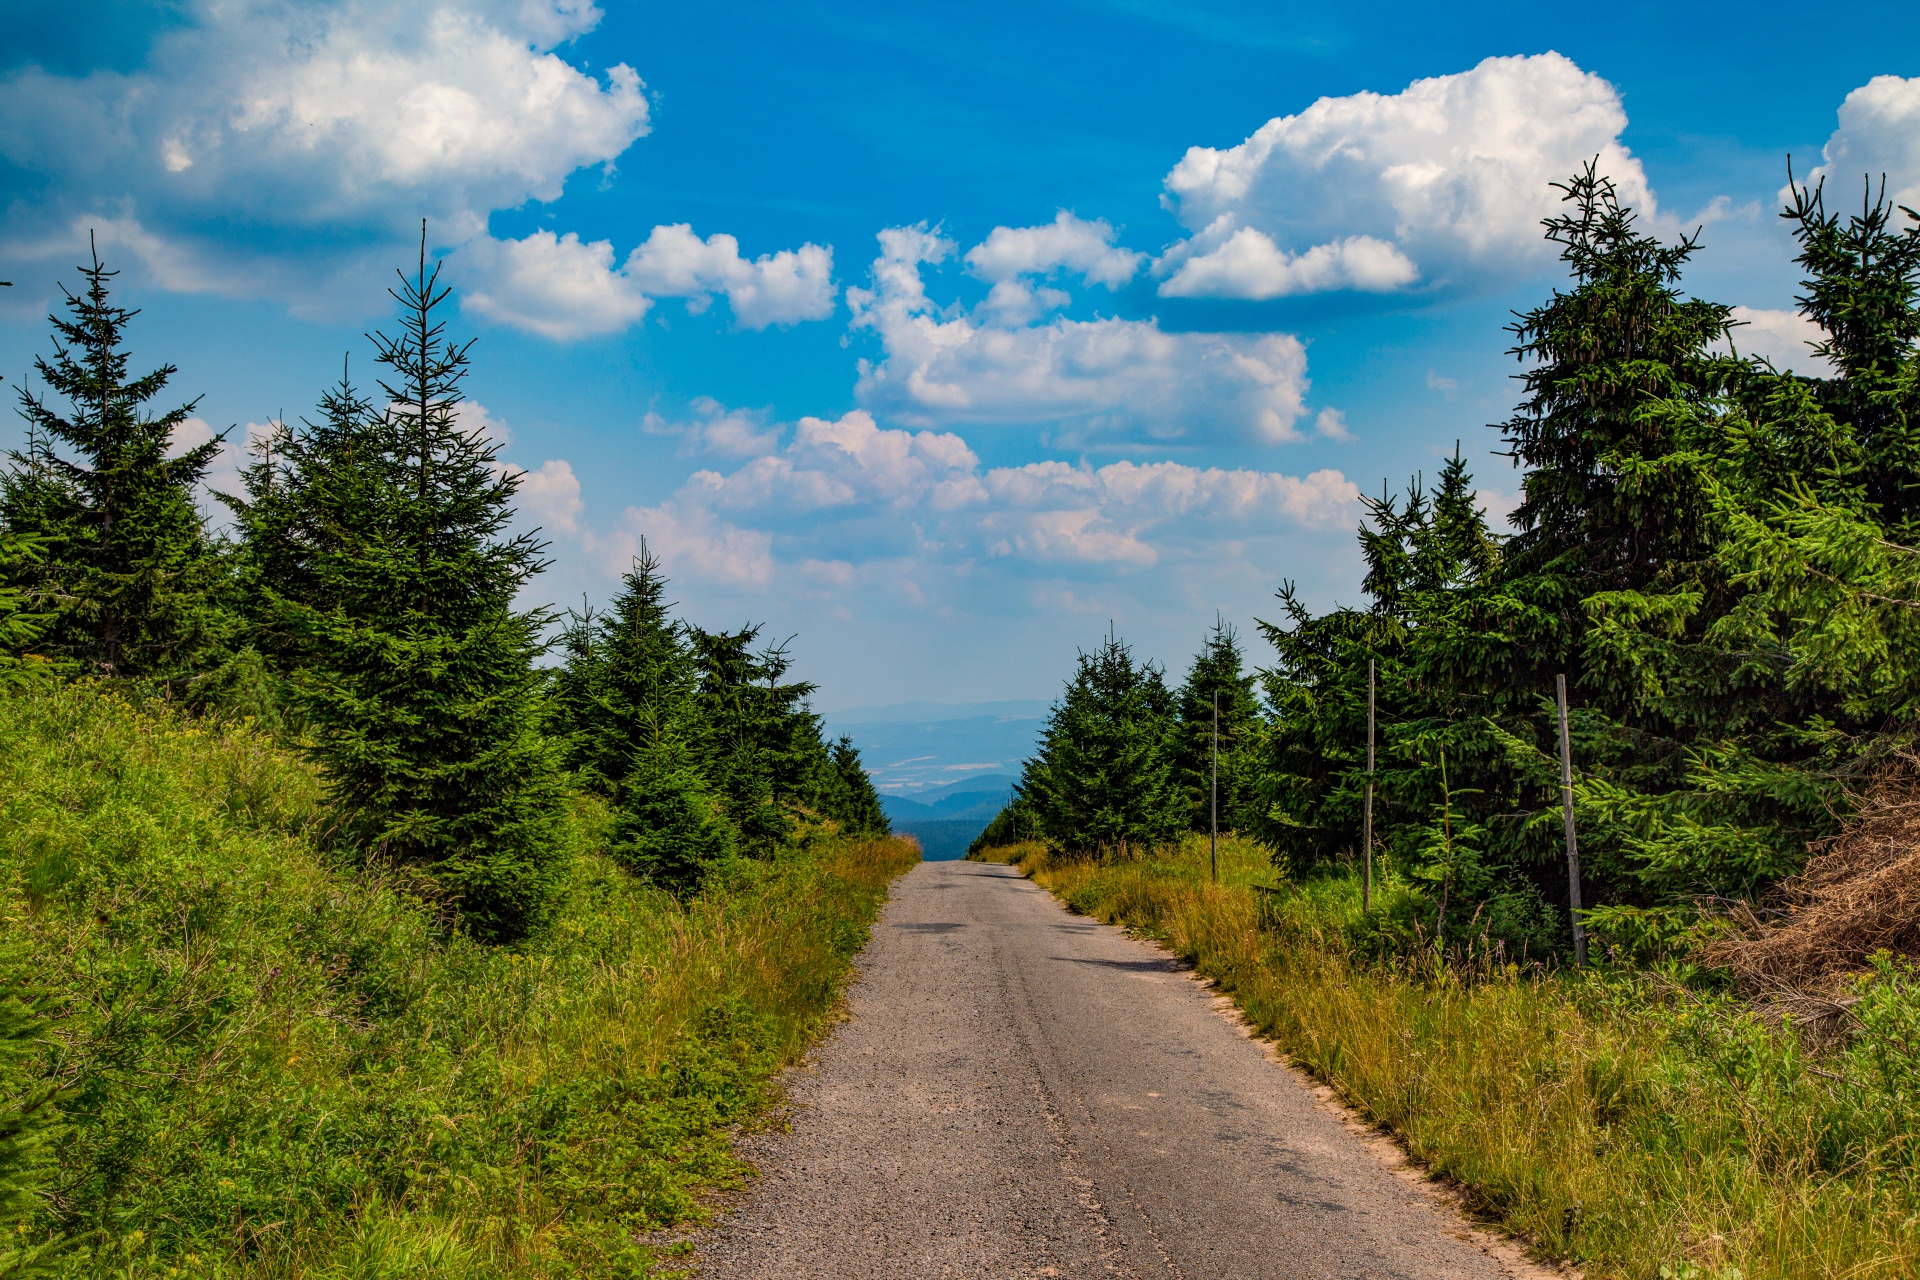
[
  {"xmin": 819, "ymin": 700, "xmax": 1044, "ymax": 860},
  {"xmin": 825, "ymin": 699, "xmax": 1050, "ymax": 725},
  {"xmin": 878, "ymin": 774, "xmax": 1018, "ymax": 861},
  {"xmin": 821, "ymin": 704, "xmax": 1048, "ymax": 796},
  {"xmin": 879, "ymin": 774, "xmax": 1018, "ymax": 823}
]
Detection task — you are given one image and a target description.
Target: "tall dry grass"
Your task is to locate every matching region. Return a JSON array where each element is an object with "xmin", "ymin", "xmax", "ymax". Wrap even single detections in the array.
[
  {"xmin": 1, "ymin": 682, "xmax": 918, "ymax": 1278},
  {"xmin": 981, "ymin": 835, "xmax": 1920, "ymax": 1280}
]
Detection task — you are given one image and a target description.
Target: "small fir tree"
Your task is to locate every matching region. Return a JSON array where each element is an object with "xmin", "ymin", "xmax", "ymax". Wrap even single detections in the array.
[
  {"xmin": 611, "ymin": 740, "xmax": 738, "ymax": 893},
  {"xmin": 2, "ymin": 241, "xmax": 226, "ymax": 684},
  {"xmin": 585, "ymin": 550, "xmax": 738, "ymax": 891},
  {"xmin": 1022, "ymin": 630, "xmax": 1183, "ymax": 858},
  {"xmin": 823, "ymin": 735, "xmax": 890, "ymax": 835},
  {"xmin": 0, "ymin": 957, "xmax": 65, "ymax": 1277},
  {"xmin": 0, "ymin": 531, "xmax": 51, "ymax": 688},
  {"xmin": 688, "ymin": 625, "xmax": 820, "ymax": 854},
  {"xmin": 1173, "ymin": 617, "xmax": 1262, "ymax": 830}
]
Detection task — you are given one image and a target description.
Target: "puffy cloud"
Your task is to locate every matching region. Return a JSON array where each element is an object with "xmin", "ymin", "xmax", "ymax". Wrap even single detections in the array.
[
  {"xmin": 457, "ymin": 231, "xmax": 652, "ymax": 339},
  {"xmin": 1159, "ymin": 228, "xmax": 1416, "ymax": 299},
  {"xmin": 1798, "ymin": 75, "xmax": 1920, "ymax": 214},
  {"xmin": 1725, "ymin": 306, "xmax": 1836, "ymax": 376},
  {"xmin": 602, "ymin": 409, "xmax": 1359, "ymax": 589},
  {"xmin": 1313, "ymin": 408, "xmax": 1352, "ymax": 440},
  {"xmin": 1156, "ymin": 53, "xmax": 1655, "ymax": 299},
  {"xmin": 963, "ymin": 212, "xmax": 1143, "ymax": 326},
  {"xmin": 0, "ymin": 0, "xmax": 649, "ymax": 311},
  {"xmin": 964, "ymin": 211, "xmax": 1144, "ymax": 289},
  {"xmin": 641, "ymin": 397, "xmax": 783, "ymax": 459},
  {"xmin": 624, "ymin": 224, "xmax": 836, "ymax": 328},
  {"xmin": 454, "ymin": 224, "xmax": 836, "ymax": 337},
  {"xmin": 507, "ymin": 458, "xmax": 584, "ymax": 536},
  {"xmin": 587, "ymin": 505, "xmax": 776, "ymax": 589},
  {"xmin": 848, "ymin": 227, "xmax": 1313, "ymax": 445}
]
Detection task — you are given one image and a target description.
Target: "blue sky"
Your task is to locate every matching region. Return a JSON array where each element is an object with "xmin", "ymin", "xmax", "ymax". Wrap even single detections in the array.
[{"xmin": 4, "ymin": 1, "xmax": 1918, "ymax": 709}]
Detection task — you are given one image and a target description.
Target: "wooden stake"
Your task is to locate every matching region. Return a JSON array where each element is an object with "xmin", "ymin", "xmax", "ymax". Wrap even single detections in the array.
[
  {"xmin": 1210, "ymin": 690, "xmax": 1220, "ymax": 884},
  {"xmin": 1556, "ymin": 673, "xmax": 1587, "ymax": 968},
  {"xmin": 1363, "ymin": 658, "xmax": 1375, "ymax": 915}
]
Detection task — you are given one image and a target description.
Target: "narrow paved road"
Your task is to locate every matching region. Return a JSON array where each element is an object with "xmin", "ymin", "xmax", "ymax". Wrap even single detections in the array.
[{"xmin": 697, "ymin": 860, "xmax": 1521, "ymax": 1279}]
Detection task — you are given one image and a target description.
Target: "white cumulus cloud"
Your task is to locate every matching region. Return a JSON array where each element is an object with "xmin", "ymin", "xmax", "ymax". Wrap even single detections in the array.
[
  {"xmin": 1797, "ymin": 75, "xmax": 1920, "ymax": 215},
  {"xmin": 1155, "ymin": 52, "xmax": 1656, "ymax": 299},
  {"xmin": 624, "ymin": 224, "xmax": 836, "ymax": 328},
  {"xmin": 457, "ymin": 231, "xmax": 654, "ymax": 339},
  {"xmin": 0, "ymin": 0, "xmax": 650, "ymax": 311},
  {"xmin": 507, "ymin": 458, "xmax": 585, "ymax": 536},
  {"xmin": 1159, "ymin": 228, "xmax": 1417, "ymax": 299},
  {"xmin": 455, "ymin": 224, "xmax": 836, "ymax": 337},
  {"xmin": 962, "ymin": 211, "xmax": 1144, "ymax": 326},
  {"xmin": 964, "ymin": 211, "xmax": 1145, "ymax": 289},
  {"xmin": 1725, "ymin": 306, "xmax": 1836, "ymax": 377},
  {"xmin": 588, "ymin": 505, "xmax": 777, "ymax": 590},
  {"xmin": 848, "ymin": 226, "xmax": 1314, "ymax": 446},
  {"xmin": 599, "ymin": 409, "xmax": 1360, "ymax": 590}
]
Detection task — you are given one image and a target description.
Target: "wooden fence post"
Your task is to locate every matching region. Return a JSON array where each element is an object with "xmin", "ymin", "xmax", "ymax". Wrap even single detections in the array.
[
  {"xmin": 1363, "ymin": 658, "xmax": 1375, "ymax": 915},
  {"xmin": 1555, "ymin": 673, "xmax": 1587, "ymax": 968}
]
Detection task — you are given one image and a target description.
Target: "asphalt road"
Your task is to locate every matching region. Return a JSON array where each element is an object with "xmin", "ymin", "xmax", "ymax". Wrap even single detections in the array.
[{"xmin": 696, "ymin": 859, "xmax": 1528, "ymax": 1279}]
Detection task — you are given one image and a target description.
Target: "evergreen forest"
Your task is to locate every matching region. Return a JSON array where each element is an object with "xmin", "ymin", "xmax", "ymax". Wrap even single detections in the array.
[
  {"xmin": 0, "ymin": 234, "xmax": 894, "ymax": 1277},
  {"xmin": 987, "ymin": 163, "xmax": 1920, "ymax": 970}
]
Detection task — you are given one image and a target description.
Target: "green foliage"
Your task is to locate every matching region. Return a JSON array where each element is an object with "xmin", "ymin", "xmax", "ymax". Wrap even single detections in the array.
[
  {"xmin": 1020, "ymin": 630, "xmax": 1184, "ymax": 858},
  {"xmin": 0, "ymin": 682, "xmax": 915, "ymax": 1278},
  {"xmin": 0, "ymin": 530, "xmax": 52, "ymax": 689},
  {"xmin": 0, "ymin": 952, "xmax": 67, "ymax": 1278},
  {"xmin": 611, "ymin": 740, "xmax": 739, "ymax": 894},
  {"xmin": 1238, "ymin": 164, "xmax": 1920, "ymax": 955},
  {"xmin": 823, "ymin": 735, "xmax": 889, "ymax": 836},
  {"xmin": 229, "ymin": 243, "xmax": 567, "ymax": 941},
  {"xmin": 1019, "ymin": 839, "xmax": 1920, "ymax": 1280},
  {"xmin": 1, "ymin": 243, "xmax": 229, "ymax": 687},
  {"xmin": 1171, "ymin": 617, "xmax": 1261, "ymax": 831},
  {"xmin": 549, "ymin": 549, "xmax": 884, "ymax": 892}
]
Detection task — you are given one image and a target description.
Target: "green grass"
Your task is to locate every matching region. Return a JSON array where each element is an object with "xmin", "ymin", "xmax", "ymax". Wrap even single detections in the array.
[
  {"xmin": 1, "ymin": 682, "xmax": 918, "ymax": 1278},
  {"xmin": 981, "ymin": 835, "xmax": 1920, "ymax": 1280}
]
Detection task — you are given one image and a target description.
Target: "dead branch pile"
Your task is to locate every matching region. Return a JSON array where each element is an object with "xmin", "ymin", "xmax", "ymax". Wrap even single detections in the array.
[{"xmin": 1706, "ymin": 759, "xmax": 1920, "ymax": 1000}]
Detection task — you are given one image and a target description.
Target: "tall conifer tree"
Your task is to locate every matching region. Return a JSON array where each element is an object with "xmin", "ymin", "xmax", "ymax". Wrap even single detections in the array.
[
  {"xmin": 823, "ymin": 735, "xmax": 890, "ymax": 835},
  {"xmin": 1, "ymin": 242, "xmax": 225, "ymax": 684},
  {"xmin": 258, "ymin": 234, "xmax": 565, "ymax": 940},
  {"xmin": 1173, "ymin": 618, "xmax": 1261, "ymax": 830}
]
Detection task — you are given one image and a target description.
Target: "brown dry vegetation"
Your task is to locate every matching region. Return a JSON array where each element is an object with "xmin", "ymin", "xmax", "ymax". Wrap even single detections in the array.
[
  {"xmin": 1708, "ymin": 758, "xmax": 1920, "ymax": 1002},
  {"xmin": 981, "ymin": 833, "xmax": 1920, "ymax": 1280}
]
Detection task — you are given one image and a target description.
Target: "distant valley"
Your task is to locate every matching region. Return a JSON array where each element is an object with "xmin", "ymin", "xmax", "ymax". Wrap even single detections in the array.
[{"xmin": 822, "ymin": 701, "xmax": 1045, "ymax": 859}]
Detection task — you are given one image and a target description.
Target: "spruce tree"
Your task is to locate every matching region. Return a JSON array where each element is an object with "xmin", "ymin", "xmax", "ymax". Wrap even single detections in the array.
[
  {"xmin": 586, "ymin": 550, "xmax": 738, "ymax": 891},
  {"xmin": 1022, "ymin": 630, "xmax": 1183, "ymax": 858},
  {"xmin": 1776, "ymin": 171, "xmax": 1920, "ymax": 533},
  {"xmin": 263, "ymin": 236, "xmax": 566, "ymax": 940},
  {"xmin": 1173, "ymin": 618, "xmax": 1261, "ymax": 830},
  {"xmin": 1, "ymin": 242, "xmax": 226, "ymax": 685},
  {"xmin": 822, "ymin": 735, "xmax": 889, "ymax": 835},
  {"xmin": 1501, "ymin": 163, "xmax": 1738, "ymax": 591},
  {"xmin": 688, "ymin": 625, "xmax": 817, "ymax": 855},
  {"xmin": 0, "ymin": 954, "xmax": 65, "ymax": 1277}
]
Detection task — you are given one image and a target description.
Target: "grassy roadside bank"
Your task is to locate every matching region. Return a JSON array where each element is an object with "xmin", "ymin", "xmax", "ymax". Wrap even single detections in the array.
[
  {"xmin": 2, "ymin": 683, "xmax": 918, "ymax": 1279},
  {"xmin": 976, "ymin": 835, "xmax": 1920, "ymax": 1280}
]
